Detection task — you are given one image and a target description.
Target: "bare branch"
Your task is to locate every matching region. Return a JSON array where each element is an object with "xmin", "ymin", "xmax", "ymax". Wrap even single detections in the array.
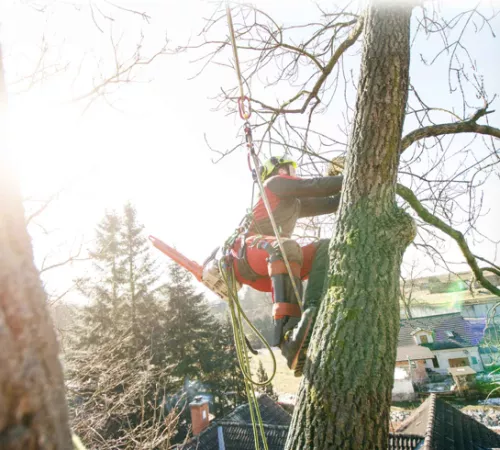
[
  {"xmin": 397, "ymin": 183, "xmax": 500, "ymax": 297},
  {"xmin": 401, "ymin": 106, "xmax": 500, "ymax": 153},
  {"xmin": 25, "ymin": 190, "xmax": 63, "ymax": 225},
  {"xmin": 249, "ymin": 17, "xmax": 364, "ymax": 115}
]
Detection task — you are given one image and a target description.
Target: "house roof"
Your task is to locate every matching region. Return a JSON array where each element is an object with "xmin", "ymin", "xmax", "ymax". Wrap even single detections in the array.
[
  {"xmin": 181, "ymin": 393, "xmax": 500, "ymax": 450},
  {"xmin": 388, "ymin": 434, "xmax": 425, "ymax": 450},
  {"xmin": 448, "ymin": 366, "xmax": 476, "ymax": 376},
  {"xmin": 396, "ymin": 394, "xmax": 500, "ymax": 450},
  {"xmin": 466, "ymin": 318, "xmax": 488, "ymax": 343},
  {"xmin": 220, "ymin": 394, "xmax": 292, "ymax": 426},
  {"xmin": 179, "ymin": 394, "xmax": 291, "ymax": 450},
  {"xmin": 399, "ymin": 313, "xmax": 482, "ymax": 351},
  {"xmin": 180, "ymin": 423, "xmax": 290, "ymax": 450},
  {"xmin": 396, "ymin": 345, "xmax": 434, "ymax": 362}
]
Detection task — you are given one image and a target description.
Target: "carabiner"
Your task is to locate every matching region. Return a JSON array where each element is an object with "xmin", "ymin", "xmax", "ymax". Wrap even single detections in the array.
[{"xmin": 238, "ymin": 96, "xmax": 252, "ymax": 120}]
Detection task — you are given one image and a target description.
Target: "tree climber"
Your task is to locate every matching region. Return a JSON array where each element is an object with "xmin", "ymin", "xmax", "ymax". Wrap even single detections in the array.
[{"xmin": 206, "ymin": 156, "xmax": 343, "ymax": 372}]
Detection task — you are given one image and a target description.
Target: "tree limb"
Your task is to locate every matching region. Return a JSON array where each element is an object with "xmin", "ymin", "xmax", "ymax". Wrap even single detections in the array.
[
  {"xmin": 482, "ymin": 267, "xmax": 500, "ymax": 277},
  {"xmin": 397, "ymin": 183, "xmax": 500, "ymax": 297},
  {"xmin": 250, "ymin": 17, "xmax": 364, "ymax": 115},
  {"xmin": 401, "ymin": 106, "xmax": 500, "ymax": 152}
]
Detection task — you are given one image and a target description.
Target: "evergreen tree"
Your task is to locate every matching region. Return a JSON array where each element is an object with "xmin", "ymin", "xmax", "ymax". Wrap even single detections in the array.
[
  {"xmin": 75, "ymin": 211, "xmax": 124, "ymax": 348},
  {"xmin": 256, "ymin": 360, "xmax": 277, "ymax": 400},
  {"xmin": 75, "ymin": 204, "xmax": 163, "ymax": 355},
  {"xmin": 120, "ymin": 203, "xmax": 163, "ymax": 352},
  {"xmin": 205, "ymin": 316, "xmax": 247, "ymax": 416},
  {"xmin": 162, "ymin": 262, "xmax": 217, "ymax": 388},
  {"xmin": 69, "ymin": 205, "xmax": 173, "ymax": 446}
]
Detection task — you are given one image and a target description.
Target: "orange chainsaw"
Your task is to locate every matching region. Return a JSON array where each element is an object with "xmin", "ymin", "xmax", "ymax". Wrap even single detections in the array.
[
  {"xmin": 149, "ymin": 235, "xmax": 257, "ymax": 354},
  {"xmin": 148, "ymin": 235, "xmax": 239, "ymax": 302}
]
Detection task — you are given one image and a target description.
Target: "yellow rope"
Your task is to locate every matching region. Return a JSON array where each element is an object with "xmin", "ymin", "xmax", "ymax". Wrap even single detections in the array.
[
  {"xmin": 225, "ymin": 2, "xmax": 245, "ymax": 101},
  {"xmin": 225, "ymin": 2, "xmax": 302, "ymax": 308},
  {"xmin": 219, "ymin": 259, "xmax": 271, "ymax": 450},
  {"xmin": 224, "ymin": 5, "xmax": 309, "ymax": 449}
]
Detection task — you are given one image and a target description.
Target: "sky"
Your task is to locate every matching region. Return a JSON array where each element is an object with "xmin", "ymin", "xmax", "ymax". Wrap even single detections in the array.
[{"xmin": 1, "ymin": 0, "xmax": 499, "ymax": 302}]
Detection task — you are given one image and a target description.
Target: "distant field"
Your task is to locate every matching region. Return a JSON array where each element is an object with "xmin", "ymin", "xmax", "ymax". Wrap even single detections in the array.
[{"xmin": 251, "ymin": 348, "xmax": 301, "ymax": 395}]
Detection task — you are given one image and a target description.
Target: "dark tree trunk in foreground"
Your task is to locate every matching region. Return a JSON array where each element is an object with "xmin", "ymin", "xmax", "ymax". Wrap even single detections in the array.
[
  {"xmin": 0, "ymin": 50, "xmax": 72, "ymax": 449},
  {"xmin": 286, "ymin": 3, "xmax": 416, "ymax": 450}
]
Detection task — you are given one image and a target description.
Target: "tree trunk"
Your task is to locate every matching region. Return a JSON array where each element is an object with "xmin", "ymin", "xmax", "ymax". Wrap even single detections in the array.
[
  {"xmin": 286, "ymin": 3, "xmax": 416, "ymax": 449},
  {"xmin": 0, "ymin": 49, "xmax": 72, "ymax": 449}
]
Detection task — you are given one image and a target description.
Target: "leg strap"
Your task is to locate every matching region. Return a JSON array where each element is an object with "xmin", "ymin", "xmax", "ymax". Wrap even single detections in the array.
[
  {"xmin": 268, "ymin": 260, "xmax": 302, "ymax": 278},
  {"xmin": 272, "ymin": 302, "xmax": 301, "ymax": 320}
]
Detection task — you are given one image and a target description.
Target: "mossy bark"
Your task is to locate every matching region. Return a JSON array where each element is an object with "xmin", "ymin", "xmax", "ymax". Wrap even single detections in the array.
[{"xmin": 286, "ymin": 3, "xmax": 416, "ymax": 449}]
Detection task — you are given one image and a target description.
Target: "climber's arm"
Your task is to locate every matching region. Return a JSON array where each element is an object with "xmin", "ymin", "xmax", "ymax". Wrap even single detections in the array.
[
  {"xmin": 298, "ymin": 195, "xmax": 341, "ymax": 218},
  {"xmin": 266, "ymin": 175, "xmax": 343, "ymax": 198}
]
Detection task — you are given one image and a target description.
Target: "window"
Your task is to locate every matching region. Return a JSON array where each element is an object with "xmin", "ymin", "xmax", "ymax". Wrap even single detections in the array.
[
  {"xmin": 471, "ymin": 356, "xmax": 478, "ymax": 365},
  {"xmin": 420, "ymin": 335, "xmax": 428, "ymax": 344},
  {"xmin": 432, "ymin": 357, "xmax": 440, "ymax": 368}
]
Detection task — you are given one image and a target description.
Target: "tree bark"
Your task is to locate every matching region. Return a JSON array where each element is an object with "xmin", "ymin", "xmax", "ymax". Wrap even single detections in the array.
[
  {"xmin": 286, "ymin": 3, "xmax": 416, "ymax": 449},
  {"xmin": 0, "ymin": 49, "xmax": 72, "ymax": 449}
]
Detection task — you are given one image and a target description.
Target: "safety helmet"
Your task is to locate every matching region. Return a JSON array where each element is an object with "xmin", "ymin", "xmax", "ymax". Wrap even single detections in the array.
[{"xmin": 259, "ymin": 156, "xmax": 297, "ymax": 182}]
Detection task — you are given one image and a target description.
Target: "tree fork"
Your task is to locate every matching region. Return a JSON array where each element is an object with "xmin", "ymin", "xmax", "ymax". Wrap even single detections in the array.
[{"xmin": 286, "ymin": 3, "xmax": 416, "ymax": 449}]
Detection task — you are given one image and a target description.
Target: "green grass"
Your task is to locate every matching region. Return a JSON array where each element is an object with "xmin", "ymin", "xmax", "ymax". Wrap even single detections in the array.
[{"xmin": 251, "ymin": 348, "xmax": 301, "ymax": 395}]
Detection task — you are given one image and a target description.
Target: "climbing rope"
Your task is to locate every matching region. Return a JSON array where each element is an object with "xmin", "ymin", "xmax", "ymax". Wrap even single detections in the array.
[
  {"xmin": 221, "ymin": 5, "xmax": 310, "ymax": 449},
  {"xmin": 219, "ymin": 258, "xmax": 274, "ymax": 450},
  {"xmin": 224, "ymin": 3, "xmax": 303, "ymax": 308}
]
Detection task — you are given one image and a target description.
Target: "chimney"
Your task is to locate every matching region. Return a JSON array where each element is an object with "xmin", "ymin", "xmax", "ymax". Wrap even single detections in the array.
[{"xmin": 189, "ymin": 396, "xmax": 210, "ymax": 435}]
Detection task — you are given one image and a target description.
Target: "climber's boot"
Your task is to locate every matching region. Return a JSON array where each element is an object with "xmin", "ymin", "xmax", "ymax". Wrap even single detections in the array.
[
  {"xmin": 271, "ymin": 274, "xmax": 315, "ymax": 375},
  {"xmin": 269, "ymin": 273, "xmax": 302, "ymax": 347},
  {"xmin": 280, "ymin": 306, "xmax": 317, "ymax": 377}
]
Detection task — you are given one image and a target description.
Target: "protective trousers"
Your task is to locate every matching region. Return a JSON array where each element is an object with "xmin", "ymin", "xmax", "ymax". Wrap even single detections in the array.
[
  {"xmin": 232, "ymin": 236, "xmax": 307, "ymax": 345},
  {"xmin": 232, "ymin": 236, "xmax": 327, "ymax": 373}
]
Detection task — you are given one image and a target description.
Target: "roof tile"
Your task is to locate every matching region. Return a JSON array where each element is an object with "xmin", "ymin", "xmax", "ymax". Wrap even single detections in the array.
[{"xmin": 399, "ymin": 313, "xmax": 481, "ymax": 350}]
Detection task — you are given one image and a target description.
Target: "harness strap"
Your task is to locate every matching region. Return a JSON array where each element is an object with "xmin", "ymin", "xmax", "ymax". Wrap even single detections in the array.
[
  {"xmin": 268, "ymin": 260, "xmax": 301, "ymax": 278},
  {"xmin": 272, "ymin": 303, "xmax": 301, "ymax": 319}
]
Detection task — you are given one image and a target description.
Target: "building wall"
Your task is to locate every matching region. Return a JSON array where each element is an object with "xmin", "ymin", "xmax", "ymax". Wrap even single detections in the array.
[
  {"xmin": 406, "ymin": 301, "xmax": 498, "ymax": 319},
  {"xmin": 392, "ymin": 367, "xmax": 416, "ymax": 401},
  {"xmin": 424, "ymin": 347, "xmax": 484, "ymax": 374},
  {"xmin": 396, "ymin": 359, "xmax": 429, "ymax": 384}
]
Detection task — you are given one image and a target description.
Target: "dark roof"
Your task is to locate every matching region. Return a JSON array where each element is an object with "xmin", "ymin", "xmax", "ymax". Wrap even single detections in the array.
[
  {"xmin": 396, "ymin": 394, "xmax": 500, "ymax": 450},
  {"xmin": 179, "ymin": 394, "xmax": 291, "ymax": 450},
  {"xmin": 399, "ymin": 313, "xmax": 481, "ymax": 350},
  {"xmin": 181, "ymin": 423, "xmax": 289, "ymax": 450},
  {"xmin": 388, "ymin": 434, "xmax": 424, "ymax": 450},
  {"xmin": 221, "ymin": 394, "xmax": 291, "ymax": 426},
  {"xmin": 465, "ymin": 318, "xmax": 487, "ymax": 343},
  {"xmin": 182, "ymin": 393, "xmax": 500, "ymax": 450}
]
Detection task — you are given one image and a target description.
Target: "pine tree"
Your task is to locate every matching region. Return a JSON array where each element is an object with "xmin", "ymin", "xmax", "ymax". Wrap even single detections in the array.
[
  {"xmin": 120, "ymin": 203, "xmax": 163, "ymax": 352},
  {"xmin": 75, "ymin": 211, "xmax": 124, "ymax": 348},
  {"xmin": 256, "ymin": 360, "xmax": 276, "ymax": 400},
  {"xmin": 206, "ymin": 316, "xmax": 247, "ymax": 416},
  {"xmin": 75, "ymin": 205, "xmax": 164, "ymax": 355},
  {"xmin": 69, "ymin": 205, "xmax": 173, "ymax": 446},
  {"xmin": 162, "ymin": 262, "xmax": 217, "ymax": 388}
]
